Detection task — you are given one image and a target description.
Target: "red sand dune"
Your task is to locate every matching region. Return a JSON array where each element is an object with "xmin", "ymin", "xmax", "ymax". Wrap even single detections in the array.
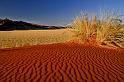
[{"xmin": 0, "ymin": 43, "xmax": 124, "ymax": 82}]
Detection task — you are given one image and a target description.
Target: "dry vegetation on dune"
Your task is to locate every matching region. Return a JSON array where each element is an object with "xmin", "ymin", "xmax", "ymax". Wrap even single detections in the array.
[
  {"xmin": 0, "ymin": 29, "xmax": 73, "ymax": 48},
  {"xmin": 70, "ymin": 10, "xmax": 124, "ymax": 48},
  {"xmin": 0, "ymin": 10, "xmax": 124, "ymax": 82}
]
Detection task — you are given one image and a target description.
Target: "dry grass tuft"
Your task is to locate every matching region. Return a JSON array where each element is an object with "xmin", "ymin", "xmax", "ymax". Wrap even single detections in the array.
[
  {"xmin": 70, "ymin": 10, "xmax": 124, "ymax": 48},
  {"xmin": 70, "ymin": 13, "xmax": 97, "ymax": 43}
]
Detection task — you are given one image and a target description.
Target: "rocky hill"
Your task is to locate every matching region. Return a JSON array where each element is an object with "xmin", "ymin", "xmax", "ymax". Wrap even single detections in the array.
[{"xmin": 0, "ymin": 18, "xmax": 65, "ymax": 31}]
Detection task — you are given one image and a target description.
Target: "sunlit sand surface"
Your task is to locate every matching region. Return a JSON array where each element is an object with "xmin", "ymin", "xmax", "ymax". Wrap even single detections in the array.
[{"xmin": 0, "ymin": 43, "xmax": 124, "ymax": 82}]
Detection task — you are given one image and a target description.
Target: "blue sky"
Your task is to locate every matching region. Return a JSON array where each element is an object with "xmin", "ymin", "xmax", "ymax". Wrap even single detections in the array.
[{"xmin": 0, "ymin": 0, "xmax": 124, "ymax": 26}]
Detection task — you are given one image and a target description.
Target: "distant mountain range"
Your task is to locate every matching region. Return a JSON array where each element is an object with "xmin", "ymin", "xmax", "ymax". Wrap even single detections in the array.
[{"xmin": 0, "ymin": 18, "xmax": 66, "ymax": 31}]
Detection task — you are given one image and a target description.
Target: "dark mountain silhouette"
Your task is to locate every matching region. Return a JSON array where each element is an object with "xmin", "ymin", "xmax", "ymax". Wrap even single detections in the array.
[{"xmin": 0, "ymin": 18, "xmax": 65, "ymax": 31}]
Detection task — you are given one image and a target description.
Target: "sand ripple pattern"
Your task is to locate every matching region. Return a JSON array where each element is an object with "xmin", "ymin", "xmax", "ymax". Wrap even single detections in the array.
[{"xmin": 0, "ymin": 43, "xmax": 124, "ymax": 82}]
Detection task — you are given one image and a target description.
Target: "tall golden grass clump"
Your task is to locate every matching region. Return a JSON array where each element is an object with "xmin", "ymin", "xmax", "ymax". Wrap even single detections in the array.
[
  {"xmin": 70, "ymin": 13, "xmax": 97, "ymax": 43},
  {"xmin": 70, "ymin": 10, "xmax": 124, "ymax": 48}
]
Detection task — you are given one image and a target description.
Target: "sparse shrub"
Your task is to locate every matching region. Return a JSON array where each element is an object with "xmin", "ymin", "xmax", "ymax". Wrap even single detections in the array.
[
  {"xmin": 70, "ymin": 9, "xmax": 124, "ymax": 48},
  {"xmin": 70, "ymin": 13, "xmax": 97, "ymax": 43}
]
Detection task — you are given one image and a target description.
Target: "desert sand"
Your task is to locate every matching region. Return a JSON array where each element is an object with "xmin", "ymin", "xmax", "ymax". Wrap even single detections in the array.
[{"xmin": 0, "ymin": 43, "xmax": 124, "ymax": 82}]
